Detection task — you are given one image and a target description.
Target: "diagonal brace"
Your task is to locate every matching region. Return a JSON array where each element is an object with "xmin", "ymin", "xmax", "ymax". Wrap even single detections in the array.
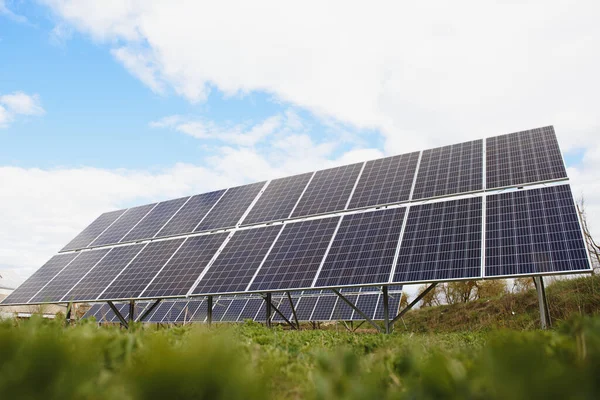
[
  {"xmin": 263, "ymin": 295, "xmax": 297, "ymax": 330},
  {"xmin": 287, "ymin": 292, "xmax": 300, "ymax": 330},
  {"xmin": 390, "ymin": 283, "xmax": 438, "ymax": 328},
  {"xmin": 136, "ymin": 299, "xmax": 161, "ymax": 322},
  {"xmin": 331, "ymin": 289, "xmax": 382, "ymax": 333},
  {"xmin": 107, "ymin": 301, "xmax": 128, "ymax": 329}
]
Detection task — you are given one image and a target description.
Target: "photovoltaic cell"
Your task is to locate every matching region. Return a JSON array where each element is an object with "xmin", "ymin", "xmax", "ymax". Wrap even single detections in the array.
[
  {"xmin": 1, "ymin": 253, "xmax": 79, "ymax": 305},
  {"xmin": 195, "ymin": 182, "xmax": 266, "ymax": 232},
  {"xmin": 90, "ymin": 203, "xmax": 156, "ymax": 247},
  {"xmin": 30, "ymin": 249, "xmax": 111, "ymax": 303},
  {"xmin": 393, "ymin": 197, "xmax": 482, "ymax": 283},
  {"xmin": 239, "ymin": 298, "xmax": 262, "ymax": 321},
  {"xmin": 241, "ymin": 172, "xmax": 313, "ymax": 225},
  {"xmin": 310, "ymin": 296, "xmax": 337, "ymax": 321},
  {"xmin": 61, "ymin": 209, "xmax": 127, "ymax": 252},
  {"xmin": 121, "ymin": 197, "xmax": 189, "ymax": 242},
  {"xmin": 156, "ymin": 190, "xmax": 226, "ymax": 237},
  {"xmin": 352, "ymin": 294, "xmax": 379, "ymax": 321},
  {"xmin": 95, "ymin": 304, "xmax": 115, "ymax": 323},
  {"xmin": 62, "ymin": 244, "xmax": 145, "ymax": 302},
  {"xmin": 412, "ymin": 139, "xmax": 483, "ymax": 200},
  {"xmin": 272, "ymin": 296, "xmax": 296, "ymax": 322},
  {"xmin": 249, "ymin": 217, "xmax": 340, "ymax": 291},
  {"xmin": 146, "ymin": 301, "xmax": 175, "ymax": 323},
  {"xmin": 82, "ymin": 304, "xmax": 102, "ymax": 319},
  {"xmin": 291, "ymin": 163, "xmax": 363, "ymax": 218},
  {"xmin": 374, "ymin": 293, "xmax": 401, "ymax": 320},
  {"xmin": 486, "ymin": 185, "xmax": 590, "ymax": 277},
  {"xmin": 193, "ymin": 226, "xmax": 283, "ymax": 295},
  {"xmin": 99, "ymin": 239, "xmax": 185, "ymax": 300},
  {"xmin": 348, "ymin": 152, "xmax": 420, "ymax": 209},
  {"xmin": 142, "ymin": 233, "xmax": 228, "ymax": 298},
  {"xmin": 221, "ymin": 298, "xmax": 249, "ymax": 322},
  {"xmin": 315, "ymin": 208, "xmax": 406, "ymax": 288},
  {"xmin": 212, "ymin": 299, "xmax": 232, "ymax": 321},
  {"xmin": 180, "ymin": 300, "xmax": 204, "ymax": 323},
  {"xmin": 486, "ymin": 126, "xmax": 567, "ymax": 189},
  {"xmin": 163, "ymin": 301, "xmax": 187, "ymax": 323},
  {"xmin": 331, "ymin": 294, "xmax": 357, "ymax": 320},
  {"xmin": 294, "ymin": 296, "xmax": 318, "ymax": 320}
]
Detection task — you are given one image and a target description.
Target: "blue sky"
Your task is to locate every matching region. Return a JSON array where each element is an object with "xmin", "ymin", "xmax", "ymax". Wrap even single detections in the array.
[{"xmin": 1, "ymin": 1, "xmax": 599, "ymax": 289}]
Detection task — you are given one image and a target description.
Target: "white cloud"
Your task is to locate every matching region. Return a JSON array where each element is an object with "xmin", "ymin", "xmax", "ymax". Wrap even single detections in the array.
[
  {"xmin": 0, "ymin": 0, "xmax": 27, "ymax": 23},
  {"xmin": 111, "ymin": 46, "xmax": 166, "ymax": 94},
  {"xmin": 0, "ymin": 92, "xmax": 45, "ymax": 128}
]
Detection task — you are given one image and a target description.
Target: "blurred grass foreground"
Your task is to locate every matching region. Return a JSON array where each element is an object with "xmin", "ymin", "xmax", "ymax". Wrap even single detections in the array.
[{"xmin": 1, "ymin": 314, "xmax": 600, "ymax": 399}]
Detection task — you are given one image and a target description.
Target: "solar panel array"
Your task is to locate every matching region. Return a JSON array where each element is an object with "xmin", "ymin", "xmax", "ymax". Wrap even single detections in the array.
[
  {"xmin": 2, "ymin": 126, "xmax": 590, "ymax": 308},
  {"xmin": 83, "ymin": 290, "xmax": 403, "ymax": 324}
]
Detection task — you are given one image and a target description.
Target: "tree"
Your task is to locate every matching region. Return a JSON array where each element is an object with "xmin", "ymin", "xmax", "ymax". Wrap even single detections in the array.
[
  {"xmin": 577, "ymin": 197, "xmax": 600, "ymax": 274},
  {"xmin": 442, "ymin": 281, "xmax": 478, "ymax": 304},
  {"xmin": 418, "ymin": 284, "xmax": 441, "ymax": 307},
  {"xmin": 476, "ymin": 280, "xmax": 508, "ymax": 299}
]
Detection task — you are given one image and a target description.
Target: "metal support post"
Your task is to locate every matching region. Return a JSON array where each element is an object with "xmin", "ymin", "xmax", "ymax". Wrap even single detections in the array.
[
  {"xmin": 207, "ymin": 295, "xmax": 213, "ymax": 326},
  {"xmin": 137, "ymin": 299, "xmax": 161, "ymax": 322},
  {"xmin": 331, "ymin": 289, "xmax": 382, "ymax": 333},
  {"xmin": 265, "ymin": 293, "xmax": 272, "ymax": 328},
  {"xmin": 287, "ymin": 292, "xmax": 300, "ymax": 330},
  {"xmin": 382, "ymin": 286, "xmax": 390, "ymax": 334},
  {"xmin": 129, "ymin": 300, "xmax": 135, "ymax": 324},
  {"xmin": 107, "ymin": 301, "xmax": 128, "ymax": 329},
  {"xmin": 390, "ymin": 283, "xmax": 438, "ymax": 328},
  {"xmin": 65, "ymin": 302, "xmax": 73, "ymax": 326},
  {"xmin": 533, "ymin": 276, "xmax": 551, "ymax": 329}
]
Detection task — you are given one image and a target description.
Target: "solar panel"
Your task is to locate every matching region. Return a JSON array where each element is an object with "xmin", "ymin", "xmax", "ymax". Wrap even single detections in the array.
[
  {"xmin": 272, "ymin": 296, "xmax": 297, "ymax": 322},
  {"xmin": 192, "ymin": 226, "xmax": 283, "ymax": 295},
  {"xmin": 61, "ymin": 209, "xmax": 127, "ymax": 251},
  {"xmin": 348, "ymin": 152, "xmax": 420, "ymax": 209},
  {"xmin": 1, "ymin": 253, "xmax": 79, "ymax": 305},
  {"xmin": 30, "ymin": 249, "xmax": 111, "ymax": 303},
  {"xmin": 486, "ymin": 126, "xmax": 567, "ymax": 189},
  {"xmin": 310, "ymin": 296, "xmax": 337, "ymax": 321},
  {"xmin": 221, "ymin": 298, "xmax": 249, "ymax": 322},
  {"xmin": 249, "ymin": 217, "xmax": 340, "ymax": 291},
  {"xmin": 485, "ymin": 185, "xmax": 590, "ymax": 277},
  {"xmin": 238, "ymin": 298, "xmax": 262, "ymax": 321},
  {"xmin": 121, "ymin": 197, "xmax": 189, "ymax": 242},
  {"xmin": 373, "ymin": 293, "xmax": 401, "ymax": 320},
  {"xmin": 294, "ymin": 296, "xmax": 318, "ymax": 320},
  {"xmin": 212, "ymin": 299, "xmax": 233, "ymax": 321},
  {"xmin": 194, "ymin": 182, "xmax": 266, "ymax": 232},
  {"xmin": 99, "ymin": 239, "xmax": 185, "ymax": 300},
  {"xmin": 352, "ymin": 293, "xmax": 379, "ymax": 321},
  {"xmin": 90, "ymin": 203, "xmax": 156, "ymax": 247},
  {"xmin": 331, "ymin": 294, "xmax": 357, "ymax": 320},
  {"xmin": 82, "ymin": 303, "xmax": 102, "ymax": 319},
  {"xmin": 180, "ymin": 300, "xmax": 204, "ymax": 323},
  {"xmin": 412, "ymin": 139, "xmax": 483, "ymax": 200},
  {"xmin": 163, "ymin": 301, "xmax": 187, "ymax": 323},
  {"xmin": 146, "ymin": 301, "xmax": 175, "ymax": 323},
  {"xmin": 94, "ymin": 304, "xmax": 115, "ymax": 323},
  {"xmin": 156, "ymin": 190, "xmax": 226, "ymax": 237},
  {"xmin": 291, "ymin": 163, "xmax": 363, "ymax": 218},
  {"xmin": 141, "ymin": 233, "xmax": 229, "ymax": 298},
  {"xmin": 62, "ymin": 245, "xmax": 144, "ymax": 302},
  {"xmin": 189, "ymin": 300, "xmax": 209, "ymax": 322},
  {"xmin": 315, "ymin": 208, "xmax": 406, "ymax": 288},
  {"xmin": 393, "ymin": 197, "xmax": 482, "ymax": 283},
  {"xmin": 241, "ymin": 172, "xmax": 313, "ymax": 225}
]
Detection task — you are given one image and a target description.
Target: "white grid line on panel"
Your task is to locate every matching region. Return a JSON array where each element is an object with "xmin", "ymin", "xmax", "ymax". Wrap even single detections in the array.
[
  {"xmin": 118, "ymin": 203, "xmax": 160, "ymax": 243},
  {"xmin": 344, "ymin": 161, "xmax": 367, "ymax": 209},
  {"xmin": 26, "ymin": 253, "xmax": 83, "ymax": 303},
  {"xmin": 243, "ymin": 226, "xmax": 287, "ymax": 291},
  {"xmin": 59, "ymin": 248, "xmax": 116, "ymax": 302},
  {"xmin": 310, "ymin": 215, "xmax": 346, "ymax": 287},
  {"xmin": 139, "ymin": 237, "xmax": 190, "ymax": 298},
  {"xmin": 157, "ymin": 302, "xmax": 177, "ymax": 323},
  {"xmin": 185, "ymin": 230, "xmax": 238, "ymax": 296},
  {"xmin": 173, "ymin": 301, "xmax": 191, "ymax": 322},
  {"xmin": 86, "ymin": 208, "xmax": 132, "ymax": 248},
  {"xmin": 152, "ymin": 196, "xmax": 193, "ymax": 238},
  {"xmin": 287, "ymin": 171, "xmax": 316, "ymax": 218},
  {"xmin": 236, "ymin": 180, "xmax": 271, "ymax": 226},
  {"xmin": 96, "ymin": 243, "xmax": 149, "ymax": 300},
  {"xmin": 234, "ymin": 298, "xmax": 250, "ymax": 322},
  {"xmin": 408, "ymin": 151, "xmax": 423, "ymax": 201},
  {"xmin": 388, "ymin": 206, "xmax": 410, "ymax": 283},
  {"xmin": 191, "ymin": 188, "xmax": 230, "ymax": 232}
]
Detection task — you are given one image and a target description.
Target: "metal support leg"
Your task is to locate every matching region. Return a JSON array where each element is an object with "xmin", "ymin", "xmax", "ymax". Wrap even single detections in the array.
[
  {"xmin": 207, "ymin": 296, "xmax": 213, "ymax": 326},
  {"xmin": 390, "ymin": 283, "xmax": 438, "ymax": 328},
  {"xmin": 265, "ymin": 293, "xmax": 272, "ymax": 328},
  {"xmin": 382, "ymin": 286, "xmax": 390, "ymax": 334},
  {"xmin": 287, "ymin": 292, "xmax": 300, "ymax": 330},
  {"xmin": 533, "ymin": 276, "xmax": 551, "ymax": 329},
  {"xmin": 331, "ymin": 289, "xmax": 382, "ymax": 333},
  {"xmin": 129, "ymin": 300, "xmax": 135, "ymax": 324},
  {"xmin": 137, "ymin": 299, "xmax": 161, "ymax": 322},
  {"xmin": 65, "ymin": 302, "xmax": 73, "ymax": 326},
  {"xmin": 107, "ymin": 301, "xmax": 128, "ymax": 329}
]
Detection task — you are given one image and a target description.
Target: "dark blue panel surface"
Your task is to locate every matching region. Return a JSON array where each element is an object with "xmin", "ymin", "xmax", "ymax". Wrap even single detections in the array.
[
  {"xmin": 91, "ymin": 204, "xmax": 156, "ymax": 247},
  {"xmin": 249, "ymin": 217, "xmax": 340, "ymax": 291},
  {"xmin": 121, "ymin": 197, "xmax": 189, "ymax": 242},
  {"xmin": 315, "ymin": 208, "xmax": 405, "ymax": 288},
  {"xmin": 156, "ymin": 190, "xmax": 226, "ymax": 237},
  {"xmin": 393, "ymin": 197, "xmax": 482, "ymax": 283},
  {"xmin": 291, "ymin": 163, "xmax": 363, "ymax": 218},
  {"xmin": 486, "ymin": 126, "xmax": 567, "ymax": 189},
  {"xmin": 485, "ymin": 185, "xmax": 590, "ymax": 276},
  {"xmin": 348, "ymin": 152, "xmax": 419, "ymax": 209},
  {"xmin": 412, "ymin": 139, "xmax": 483, "ymax": 200},
  {"xmin": 61, "ymin": 209, "xmax": 127, "ymax": 251}
]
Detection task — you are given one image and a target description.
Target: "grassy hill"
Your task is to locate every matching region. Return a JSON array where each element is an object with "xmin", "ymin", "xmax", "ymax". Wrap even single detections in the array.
[{"xmin": 400, "ymin": 274, "xmax": 600, "ymax": 332}]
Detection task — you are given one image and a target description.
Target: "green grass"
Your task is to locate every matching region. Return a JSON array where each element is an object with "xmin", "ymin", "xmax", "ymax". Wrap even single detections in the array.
[{"xmin": 1, "ymin": 315, "xmax": 600, "ymax": 399}]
